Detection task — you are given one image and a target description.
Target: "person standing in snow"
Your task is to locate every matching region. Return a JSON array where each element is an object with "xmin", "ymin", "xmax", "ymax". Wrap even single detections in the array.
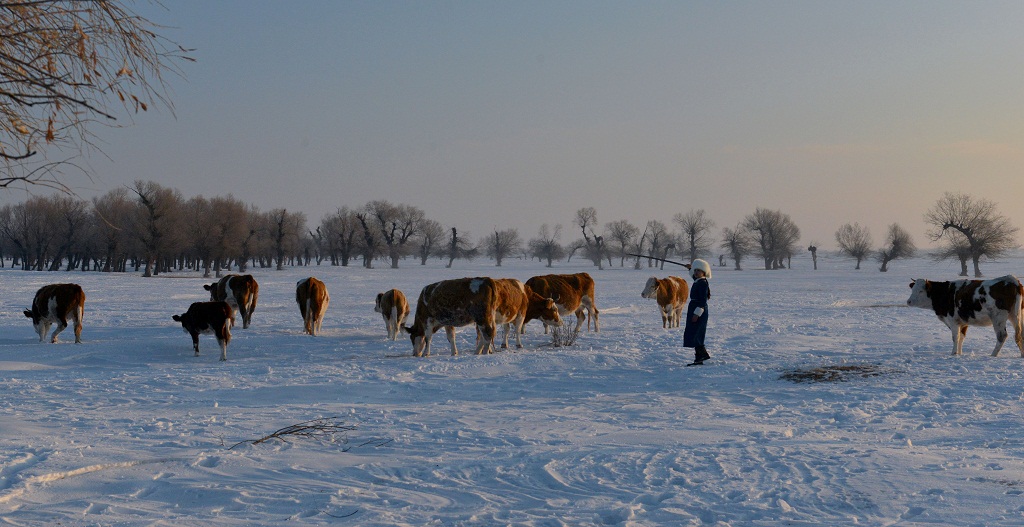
[{"xmin": 684, "ymin": 259, "xmax": 712, "ymax": 366}]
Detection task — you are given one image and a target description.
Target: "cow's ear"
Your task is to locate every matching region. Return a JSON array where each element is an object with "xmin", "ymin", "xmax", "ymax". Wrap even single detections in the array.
[
  {"xmin": 203, "ymin": 284, "xmax": 212, "ymax": 291},
  {"xmin": 23, "ymin": 310, "xmax": 32, "ymax": 318},
  {"xmin": 909, "ymin": 280, "xmax": 915, "ymax": 289},
  {"xmin": 172, "ymin": 315, "xmax": 182, "ymax": 321}
]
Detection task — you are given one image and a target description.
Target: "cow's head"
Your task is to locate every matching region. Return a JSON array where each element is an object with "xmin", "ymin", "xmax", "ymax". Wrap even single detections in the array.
[
  {"xmin": 172, "ymin": 312, "xmax": 194, "ymax": 331},
  {"xmin": 23, "ymin": 309, "xmax": 41, "ymax": 333},
  {"xmin": 906, "ymin": 279, "xmax": 932, "ymax": 308},
  {"xmin": 538, "ymin": 298, "xmax": 563, "ymax": 327},
  {"xmin": 405, "ymin": 323, "xmax": 426, "ymax": 356},
  {"xmin": 641, "ymin": 277, "xmax": 659, "ymax": 298},
  {"xmin": 374, "ymin": 293, "xmax": 384, "ymax": 313},
  {"xmin": 203, "ymin": 283, "xmax": 216, "ymax": 300}
]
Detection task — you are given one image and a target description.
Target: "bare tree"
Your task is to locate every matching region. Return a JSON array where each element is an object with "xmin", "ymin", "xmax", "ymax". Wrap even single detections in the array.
[
  {"xmin": 416, "ymin": 218, "xmax": 445, "ymax": 265},
  {"xmin": 363, "ymin": 200, "xmax": 424, "ymax": 268},
  {"xmin": 528, "ymin": 223, "xmax": 565, "ymax": 267},
  {"xmin": 91, "ymin": 187, "xmax": 134, "ymax": 272},
  {"xmin": 605, "ymin": 219, "xmax": 639, "ymax": 267},
  {"xmin": 208, "ymin": 195, "xmax": 247, "ymax": 275},
  {"xmin": 720, "ymin": 225, "xmax": 754, "ymax": 270},
  {"xmin": 1, "ymin": 1, "xmax": 192, "ymax": 188},
  {"xmin": 742, "ymin": 208, "xmax": 801, "ymax": 270},
  {"xmin": 183, "ymin": 196, "xmax": 216, "ymax": 276},
  {"xmin": 642, "ymin": 220, "xmax": 670, "ymax": 268},
  {"xmin": 931, "ymin": 231, "xmax": 972, "ymax": 277},
  {"xmin": 444, "ymin": 226, "xmax": 476, "ymax": 268},
  {"xmin": 835, "ymin": 223, "xmax": 873, "ymax": 270},
  {"xmin": 483, "ymin": 228, "xmax": 521, "ymax": 267},
  {"xmin": 575, "ymin": 207, "xmax": 604, "ymax": 269},
  {"xmin": 673, "ymin": 209, "xmax": 715, "ymax": 262},
  {"xmin": 319, "ymin": 207, "xmax": 360, "ymax": 266},
  {"xmin": 128, "ymin": 180, "xmax": 183, "ymax": 277},
  {"xmin": 925, "ymin": 192, "xmax": 1019, "ymax": 277},
  {"xmin": 268, "ymin": 208, "xmax": 306, "ymax": 270},
  {"xmin": 877, "ymin": 223, "xmax": 915, "ymax": 272}
]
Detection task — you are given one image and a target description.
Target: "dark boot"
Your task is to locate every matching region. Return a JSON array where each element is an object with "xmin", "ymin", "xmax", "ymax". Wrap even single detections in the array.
[{"xmin": 696, "ymin": 345, "xmax": 710, "ymax": 362}]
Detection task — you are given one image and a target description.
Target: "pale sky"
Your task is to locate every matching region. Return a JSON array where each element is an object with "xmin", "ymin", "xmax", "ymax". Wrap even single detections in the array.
[{"xmin": 10, "ymin": 1, "xmax": 1024, "ymax": 251}]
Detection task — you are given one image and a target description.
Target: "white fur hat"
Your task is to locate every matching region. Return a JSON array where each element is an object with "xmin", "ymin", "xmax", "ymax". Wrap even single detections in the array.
[{"xmin": 691, "ymin": 258, "xmax": 712, "ymax": 280}]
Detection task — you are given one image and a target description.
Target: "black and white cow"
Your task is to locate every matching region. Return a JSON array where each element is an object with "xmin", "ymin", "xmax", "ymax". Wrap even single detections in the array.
[
  {"xmin": 906, "ymin": 275, "xmax": 1024, "ymax": 357},
  {"xmin": 24, "ymin": 283, "xmax": 85, "ymax": 343},
  {"xmin": 172, "ymin": 301, "xmax": 234, "ymax": 361}
]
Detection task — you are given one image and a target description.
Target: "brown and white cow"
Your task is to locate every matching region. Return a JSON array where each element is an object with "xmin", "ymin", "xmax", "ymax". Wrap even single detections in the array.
[
  {"xmin": 906, "ymin": 275, "xmax": 1024, "ymax": 357},
  {"xmin": 296, "ymin": 277, "xmax": 329, "ymax": 336},
  {"xmin": 24, "ymin": 283, "xmax": 85, "ymax": 343},
  {"xmin": 492, "ymin": 278, "xmax": 562, "ymax": 349},
  {"xmin": 524, "ymin": 272, "xmax": 600, "ymax": 333},
  {"xmin": 172, "ymin": 301, "xmax": 234, "ymax": 361},
  {"xmin": 375, "ymin": 288, "xmax": 410, "ymax": 341},
  {"xmin": 404, "ymin": 277, "xmax": 499, "ymax": 357},
  {"xmin": 641, "ymin": 276, "xmax": 689, "ymax": 328},
  {"xmin": 204, "ymin": 274, "xmax": 259, "ymax": 329}
]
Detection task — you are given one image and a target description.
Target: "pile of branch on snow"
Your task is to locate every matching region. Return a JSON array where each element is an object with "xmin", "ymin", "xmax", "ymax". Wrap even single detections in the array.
[
  {"xmin": 779, "ymin": 364, "xmax": 901, "ymax": 383},
  {"xmin": 551, "ymin": 325, "xmax": 582, "ymax": 347},
  {"xmin": 228, "ymin": 417, "xmax": 391, "ymax": 450}
]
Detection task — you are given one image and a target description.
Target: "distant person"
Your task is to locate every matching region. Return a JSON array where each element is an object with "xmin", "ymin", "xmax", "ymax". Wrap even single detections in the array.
[{"xmin": 684, "ymin": 259, "xmax": 712, "ymax": 366}]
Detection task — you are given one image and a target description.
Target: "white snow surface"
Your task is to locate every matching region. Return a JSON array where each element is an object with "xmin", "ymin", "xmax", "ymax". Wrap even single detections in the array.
[{"xmin": 2, "ymin": 255, "xmax": 1024, "ymax": 526}]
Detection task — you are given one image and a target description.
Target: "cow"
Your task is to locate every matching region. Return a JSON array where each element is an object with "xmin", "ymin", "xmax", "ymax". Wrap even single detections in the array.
[
  {"xmin": 906, "ymin": 275, "xmax": 1024, "ymax": 357},
  {"xmin": 404, "ymin": 277, "xmax": 499, "ymax": 357},
  {"xmin": 641, "ymin": 276, "xmax": 689, "ymax": 328},
  {"xmin": 375, "ymin": 288, "xmax": 410, "ymax": 341},
  {"xmin": 524, "ymin": 272, "xmax": 600, "ymax": 333},
  {"xmin": 296, "ymin": 277, "xmax": 329, "ymax": 336},
  {"xmin": 172, "ymin": 301, "xmax": 234, "ymax": 361},
  {"xmin": 204, "ymin": 274, "xmax": 259, "ymax": 329},
  {"xmin": 492, "ymin": 278, "xmax": 563, "ymax": 349},
  {"xmin": 24, "ymin": 283, "xmax": 85, "ymax": 343}
]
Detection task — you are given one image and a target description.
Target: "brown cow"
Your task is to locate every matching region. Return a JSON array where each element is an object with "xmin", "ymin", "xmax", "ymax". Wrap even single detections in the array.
[
  {"xmin": 375, "ymin": 288, "xmax": 410, "ymax": 341},
  {"xmin": 172, "ymin": 301, "xmax": 233, "ymax": 361},
  {"xmin": 404, "ymin": 277, "xmax": 498, "ymax": 357},
  {"xmin": 524, "ymin": 272, "xmax": 600, "ymax": 333},
  {"xmin": 641, "ymin": 276, "xmax": 689, "ymax": 328},
  {"xmin": 204, "ymin": 274, "xmax": 259, "ymax": 329},
  {"xmin": 296, "ymin": 277, "xmax": 330, "ymax": 336},
  {"xmin": 24, "ymin": 283, "xmax": 85, "ymax": 343},
  {"xmin": 492, "ymin": 278, "xmax": 562, "ymax": 349}
]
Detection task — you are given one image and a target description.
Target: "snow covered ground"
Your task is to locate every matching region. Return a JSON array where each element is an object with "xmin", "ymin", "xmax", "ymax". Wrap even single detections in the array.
[{"xmin": 2, "ymin": 254, "xmax": 1024, "ymax": 526}]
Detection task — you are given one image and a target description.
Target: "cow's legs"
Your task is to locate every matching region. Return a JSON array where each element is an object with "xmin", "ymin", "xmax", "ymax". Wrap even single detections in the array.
[
  {"xmin": 445, "ymin": 326, "xmax": 458, "ymax": 356},
  {"xmin": 952, "ymin": 325, "xmax": 967, "ymax": 355},
  {"xmin": 218, "ymin": 338, "xmax": 228, "ymax": 361},
  {"xmin": 72, "ymin": 307, "xmax": 83, "ymax": 343},
  {"xmin": 37, "ymin": 321, "xmax": 50, "ymax": 342},
  {"xmin": 50, "ymin": 319, "xmax": 68, "ymax": 343},
  {"xmin": 476, "ymin": 323, "xmax": 495, "ymax": 355},
  {"xmin": 191, "ymin": 332, "xmax": 201, "ymax": 356},
  {"xmin": 992, "ymin": 317, "xmax": 1009, "ymax": 357}
]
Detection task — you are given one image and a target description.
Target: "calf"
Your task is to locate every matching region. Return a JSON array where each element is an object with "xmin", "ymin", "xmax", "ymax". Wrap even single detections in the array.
[
  {"xmin": 906, "ymin": 275, "xmax": 1024, "ymax": 357},
  {"xmin": 172, "ymin": 301, "xmax": 234, "ymax": 361},
  {"xmin": 641, "ymin": 276, "xmax": 689, "ymax": 328},
  {"xmin": 492, "ymin": 278, "xmax": 562, "ymax": 349},
  {"xmin": 204, "ymin": 274, "xmax": 259, "ymax": 329},
  {"xmin": 375, "ymin": 288, "xmax": 410, "ymax": 341},
  {"xmin": 405, "ymin": 277, "xmax": 498, "ymax": 357},
  {"xmin": 24, "ymin": 283, "xmax": 85, "ymax": 343},
  {"xmin": 524, "ymin": 272, "xmax": 600, "ymax": 333},
  {"xmin": 296, "ymin": 277, "xmax": 330, "ymax": 336}
]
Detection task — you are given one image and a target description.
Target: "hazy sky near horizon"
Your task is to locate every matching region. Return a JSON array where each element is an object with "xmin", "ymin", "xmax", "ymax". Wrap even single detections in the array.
[{"xmin": 9, "ymin": 1, "xmax": 1024, "ymax": 251}]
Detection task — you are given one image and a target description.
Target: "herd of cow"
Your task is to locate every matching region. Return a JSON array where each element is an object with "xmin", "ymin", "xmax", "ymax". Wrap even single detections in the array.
[{"xmin": 21, "ymin": 270, "xmax": 1024, "ymax": 361}]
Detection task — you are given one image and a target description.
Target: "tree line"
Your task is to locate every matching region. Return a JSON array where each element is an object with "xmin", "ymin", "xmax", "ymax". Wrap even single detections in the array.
[{"xmin": 0, "ymin": 183, "xmax": 1016, "ymax": 277}]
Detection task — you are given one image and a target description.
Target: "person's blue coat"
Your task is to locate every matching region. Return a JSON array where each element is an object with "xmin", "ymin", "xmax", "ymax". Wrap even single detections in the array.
[{"xmin": 683, "ymin": 277, "xmax": 710, "ymax": 348}]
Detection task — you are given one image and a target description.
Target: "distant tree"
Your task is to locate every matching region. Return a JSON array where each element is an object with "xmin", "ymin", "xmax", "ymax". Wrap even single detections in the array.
[
  {"xmin": 575, "ymin": 207, "xmax": 604, "ymax": 269},
  {"xmin": 128, "ymin": 180, "xmax": 184, "ymax": 277},
  {"xmin": 208, "ymin": 195, "xmax": 248, "ymax": 275},
  {"xmin": 925, "ymin": 192, "xmax": 1019, "ymax": 277},
  {"xmin": 442, "ymin": 226, "xmax": 477, "ymax": 267},
  {"xmin": 182, "ymin": 196, "xmax": 216, "ymax": 276},
  {"xmin": 483, "ymin": 228, "xmax": 521, "ymax": 267},
  {"xmin": 605, "ymin": 219, "xmax": 639, "ymax": 267},
  {"xmin": 807, "ymin": 244, "xmax": 818, "ymax": 270},
  {"xmin": 319, "ymin": 207, "xmax": 360, "ymax": 266},
  {"xmin": 268, "ymin": 208, "xmax": 306, "ymax": 270},
  {"xmin": 835, "ymin": 223, "xmax": 873, "ymax": 270},
  {"xmin": 673, "ymin": 209, "xmax": 715, "ymax": 262},
  {"xmin": 642, "ymin": 220, "xmax": 670, "ymax": 268},
  {"xmin": 91, "ymin": 188, "xmax": 134, "ymax": 272},
  {"xmin": 416, "ymin": 218, "xmax": 445, "ymax": 265},
  {"xmin": 362, "ymin": 200, "xmax": 424, "ymax": 269},
  {"xmin": 720, "ymin": 225, "xmax": 754, "ymax": 271},
  {"xmin": 877, "ymin": 223, "xmax": 916, "ymax": 272},
  {"xmin": 528, "ymin": 223, "xmax": 565, "ymax": 267},
  {"xmin": 931, "ymin": 231, "xmax": 972, "ymax": 277},
  {"xmin": 1, "ymin": 1, "xmax": 192, "ymax": 188},
  {"xmin": 742, "ymin": 207, "xmax": 800, "ymax": 269}
]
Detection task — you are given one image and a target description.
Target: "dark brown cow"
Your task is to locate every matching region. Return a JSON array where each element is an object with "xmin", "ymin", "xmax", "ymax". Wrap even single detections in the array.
[
  {"xmin": 405, "ymin": 277, "xmax": 499, "ymax": 357},
  {"xmin": 375, "ymin": 288, "xmax": 410, "ymax": 341},
  {"xmin": 204, "ymin": 274, "xmax": 259, "ymax": 329},
  {"xmin": 492, "ymin": 278, "xmax": 562, "ymax": 349},
  {"xmin": 24, "ymin": 283, "xmax": 85, "ymax": 343},
  {"xmin": 296, "ymin": 277, "xmax": 330, "ymax": 336},
  {"xmin": 524, "ymin": 272, "xmax": 600, "ymax": 333},
  {"xmin": 172, "ymin": 301, "xmax": 234, "ymax": 361},
  {"xmin": 907, "ymin": 274, "xmax": 1024, "ymax": 356},
  {"xmin": 641, "ymin": 276, "xmax": 689, "ymax": 328}
]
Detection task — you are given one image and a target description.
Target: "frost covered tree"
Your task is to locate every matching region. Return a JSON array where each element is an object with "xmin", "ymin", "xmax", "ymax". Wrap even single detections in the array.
[
  {"xmin": 528, "ymin": 224, "xmax": 565, "ymax": 267},
  {"xmin": 483, "ymin": 228, "xmax": 521, "ymax": 267},
  {"xmin": 925, "ymin": 192, "xmax": 1018, "ymax": 277},
  {"xmin": 877, "ymin": 223, "xmax": 915, "ymax": 272},
  {"xmin": 605, "ymin": 219, "xmax": 639, "ymax": 267},
  {"xmin": 1, "ymin": 1, "xmax": 191, "ymax": 188},
  {"xmin": 835, "ymin": 223, "xmax": 873, "ymax": 270},
  {"xmin": 720, "ymin": 224, "xmax": 754, "ymax": 271},
  {"xmin": 673, "ymin": 209, "xmax": 715, "ymax": 262},
  {"xmin": 742, "ymin": 208, "xmax": 800, "ymax": 270}
]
